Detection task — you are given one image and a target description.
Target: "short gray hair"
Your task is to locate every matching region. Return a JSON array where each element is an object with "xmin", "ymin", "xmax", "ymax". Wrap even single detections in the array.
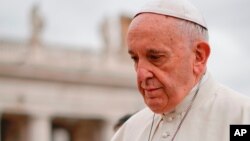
[{"xmin": 178, "ymin": 19, "xmax": 209, "ymax": 42}]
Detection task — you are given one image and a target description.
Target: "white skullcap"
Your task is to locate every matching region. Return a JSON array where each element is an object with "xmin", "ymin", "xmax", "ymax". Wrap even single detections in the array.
[{"xmin": 135, "ymin": 0, "xmax": 207, "ymax": 29}]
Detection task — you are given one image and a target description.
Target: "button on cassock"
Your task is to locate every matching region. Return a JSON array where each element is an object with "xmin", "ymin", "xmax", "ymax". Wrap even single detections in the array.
[
  {"xmin": 162, "ymin": 131, "xmax": 170, "ymax": 138},
  {"xmin": 166, "ymin": 117, "xmax": 173, "ymax": 122}
]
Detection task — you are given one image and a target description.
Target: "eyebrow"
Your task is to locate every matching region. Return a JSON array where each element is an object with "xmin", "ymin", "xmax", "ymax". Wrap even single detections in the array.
[
  {"xmin": 147, "ymin": 49, "xmax": 166, "ymax": 54},
  {"xmin": 128, "ymin": 48, "xmax": 168, "ymax": 55}
]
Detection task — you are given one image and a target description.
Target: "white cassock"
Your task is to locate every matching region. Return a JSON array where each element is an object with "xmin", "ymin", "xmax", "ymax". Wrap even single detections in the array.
[{"xmin": 111, "ymin": 72, "xmax": 250, "ymax": 141}]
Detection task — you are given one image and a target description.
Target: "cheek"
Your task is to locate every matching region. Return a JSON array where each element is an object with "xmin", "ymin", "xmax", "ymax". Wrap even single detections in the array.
[
  {"xmin": 151, "ymin": 66, "xmax": 190, "ymax": 103},
  {"xmin": 137, "ymin": 80, "xmax": 143, "ymax": 91},
  {"xmin": 165, "ymin": 59, "xmax": 194, "ymax": 85}
]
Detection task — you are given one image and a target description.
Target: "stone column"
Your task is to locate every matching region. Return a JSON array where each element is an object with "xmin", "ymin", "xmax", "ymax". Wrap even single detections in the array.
[
  {"xmin": 102, "ymin": 119, "xmax": 117, "ymax": 141},
  {"xmin": 28, "ymin": 115, "xmax": 51, "ymax": 141},
  {"xmin": 0, "ymin": 112, "xmax": 2, "ymax": 141},
  {"xmin": 53, "ymin": 128, "xmax": 70, "ymax": 141}
]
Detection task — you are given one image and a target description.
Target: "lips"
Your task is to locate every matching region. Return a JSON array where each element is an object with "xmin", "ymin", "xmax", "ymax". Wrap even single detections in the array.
[
  {"xmin": 143, "ymin": 87, "xmax": 162, "ymax": 96},
  {"xmin": 145, "ymin": 87, "xmax": 161, "ymax": 92}
]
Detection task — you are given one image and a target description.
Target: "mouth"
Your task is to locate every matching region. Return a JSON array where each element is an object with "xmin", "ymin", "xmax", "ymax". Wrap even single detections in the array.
[{"xmin": 144, "ymin": 87, "xmax": 162, "ymax": 94}]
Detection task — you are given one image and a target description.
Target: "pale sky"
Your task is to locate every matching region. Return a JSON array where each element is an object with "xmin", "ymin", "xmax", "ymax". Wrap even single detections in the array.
[{"xmin": 0, "ymin": 0, "xmax": 249, "ymax": 95}]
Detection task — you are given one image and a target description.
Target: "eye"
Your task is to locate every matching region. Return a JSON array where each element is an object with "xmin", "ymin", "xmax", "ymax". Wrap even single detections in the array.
[{"xmin": 148, "ymin": 55, "xmax": 162, "ymax": 61}]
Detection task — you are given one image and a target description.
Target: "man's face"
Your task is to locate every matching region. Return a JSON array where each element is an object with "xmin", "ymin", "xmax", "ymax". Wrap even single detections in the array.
[{"xmin": 127, "ymin": 14, "xmax": 198, "ymax": 114}]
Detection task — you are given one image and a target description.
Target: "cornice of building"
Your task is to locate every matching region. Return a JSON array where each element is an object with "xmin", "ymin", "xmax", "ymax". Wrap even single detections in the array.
[{"xmin": 0, "ymin": 63, "xmax": 137, "ymax": 89}]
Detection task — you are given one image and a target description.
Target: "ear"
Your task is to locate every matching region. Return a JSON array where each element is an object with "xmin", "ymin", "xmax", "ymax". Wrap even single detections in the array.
[{"xmin": 193, "ymin": 41, "xmax": 210, "ymax": 75}]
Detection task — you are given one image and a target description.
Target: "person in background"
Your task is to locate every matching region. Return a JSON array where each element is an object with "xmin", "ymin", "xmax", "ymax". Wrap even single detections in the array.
[
  {"xmin": 111, "ymin": 0, "xmax": 250, "ymax": 141},
  {"xmin": 113, "ymin": 114, "xmax": 132, "ymax": 132}
]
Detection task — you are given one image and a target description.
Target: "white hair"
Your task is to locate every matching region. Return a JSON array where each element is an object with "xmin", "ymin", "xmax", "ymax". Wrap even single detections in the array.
[{"xmin": 178, "ymin": 19, "xmax": 209, "ymax": 42}]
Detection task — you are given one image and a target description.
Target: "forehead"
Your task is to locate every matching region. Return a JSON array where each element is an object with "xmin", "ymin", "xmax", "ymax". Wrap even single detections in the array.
[
  {"xmin": 127, "ymin": 13, "xmax": 186, "ymax": 54},
  {"xmin": 128, "ymin": 13, "xmax": 182, "ymax": 35}
]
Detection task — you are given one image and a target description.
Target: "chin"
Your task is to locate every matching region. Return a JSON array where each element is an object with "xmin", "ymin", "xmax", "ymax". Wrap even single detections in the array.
[
  {"xmin": 145, "ymin": 97, "xmax": 169, "ymax": 112},
  {"xmin": 147, "ymin": 103, "xmax": 164, "ymax": 114},
  {"xmin": 149, "ymin": 107, "xmax": 164, "ymax": 114}
]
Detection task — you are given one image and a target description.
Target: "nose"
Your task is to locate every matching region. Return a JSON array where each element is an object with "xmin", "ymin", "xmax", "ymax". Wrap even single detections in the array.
[{"xmin": 137, "ymin": 67, "xmax": 153, "ymax": 84}]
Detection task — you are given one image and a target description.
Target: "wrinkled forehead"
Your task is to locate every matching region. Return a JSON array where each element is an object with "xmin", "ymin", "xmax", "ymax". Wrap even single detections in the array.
[
  {"xmin": 127, "ymin": 13, "xmax": 186, "ymax": 43},
  {"xmin": 129, "ymin": 13, "xmax": 183, "ymax": 34},
  {"xmin": 128, "ymin": 14, "xmax": 191, "ymax": 51}
]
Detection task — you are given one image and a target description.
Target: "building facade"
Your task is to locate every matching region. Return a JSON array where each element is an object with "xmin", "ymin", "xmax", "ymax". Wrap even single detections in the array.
[{"xmin": 0, "ymin": 13, "xmax": 144, "ymax": 141}]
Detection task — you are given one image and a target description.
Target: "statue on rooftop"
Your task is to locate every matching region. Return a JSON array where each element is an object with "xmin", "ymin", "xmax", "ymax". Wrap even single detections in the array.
[{"xmin": 30, "ymin": 4, "xmax": 44, "ymax": 47}]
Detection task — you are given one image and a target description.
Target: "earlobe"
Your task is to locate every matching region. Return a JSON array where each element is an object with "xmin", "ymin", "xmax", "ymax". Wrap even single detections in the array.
[{"xmin": 193, "ymin": 42, "xmax": 210, "ymax": 74}]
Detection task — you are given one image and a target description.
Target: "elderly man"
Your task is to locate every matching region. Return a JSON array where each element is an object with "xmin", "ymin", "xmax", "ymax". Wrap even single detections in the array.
[{"xmin": 111, "ymin": 0, "xmax": 250, "ymax": 141}]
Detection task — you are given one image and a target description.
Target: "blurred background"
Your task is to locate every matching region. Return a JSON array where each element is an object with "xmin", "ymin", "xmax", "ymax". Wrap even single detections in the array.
[{"xmin": 0, "ymin": 0, "xmax": 249, "ymax": 141}]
